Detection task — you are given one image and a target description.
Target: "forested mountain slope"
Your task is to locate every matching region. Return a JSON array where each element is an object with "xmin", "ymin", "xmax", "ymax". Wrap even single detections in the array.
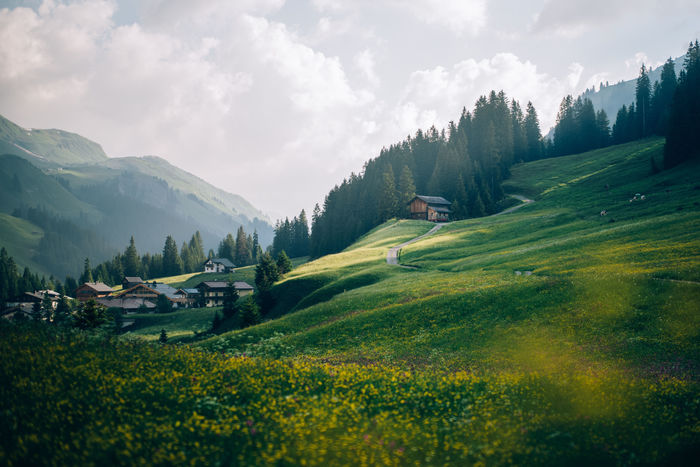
[{"xmin": 0, "ymin": 114, "xmax": 273, "ymax": 278}]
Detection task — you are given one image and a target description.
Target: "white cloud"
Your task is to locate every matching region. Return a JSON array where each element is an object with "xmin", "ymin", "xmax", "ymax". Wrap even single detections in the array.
[
  {"xmin": 401, "ymin": 0, "xmax": 487, "ymax": 36},
  {"xmin": 395, "ymin": 53, "xmax": 585, "ymax": 133},
  {"xmin": 243, "ymin": 15, "xmax": 372, "ymax": 112},
  {"xmin": 354, "ymin": 49, "xmax": 380, "ymax": 87}
]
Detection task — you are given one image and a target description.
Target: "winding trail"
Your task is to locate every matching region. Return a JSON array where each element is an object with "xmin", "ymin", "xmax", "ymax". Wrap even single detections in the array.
[
  {"xmin": 386, "ymin": 223, "xmax": 447, "ymax": 266},
  {"xmin": 386, "ymin": 194, "xmax": 534, "ymax": 267}
]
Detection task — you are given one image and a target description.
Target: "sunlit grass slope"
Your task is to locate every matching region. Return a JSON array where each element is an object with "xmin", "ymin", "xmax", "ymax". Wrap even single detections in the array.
[{"xmin": 206, "ymin": 138, "xmax": 700, "ymax": 377}]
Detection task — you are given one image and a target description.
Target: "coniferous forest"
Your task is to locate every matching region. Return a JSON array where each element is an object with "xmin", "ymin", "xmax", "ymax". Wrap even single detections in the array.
[
  {"xmin": 308, "ymin": 91, "xmax": 545, "ymax": 257},
  {"xmin": 292, "ymin": 42, "xmax": 699, "ymax": 259}
]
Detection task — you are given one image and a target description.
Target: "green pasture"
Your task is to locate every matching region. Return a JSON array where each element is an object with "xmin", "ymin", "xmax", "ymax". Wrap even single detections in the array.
[{"xmin": 204, "ymin": 138, "xmax": 700, "ymax": 377}]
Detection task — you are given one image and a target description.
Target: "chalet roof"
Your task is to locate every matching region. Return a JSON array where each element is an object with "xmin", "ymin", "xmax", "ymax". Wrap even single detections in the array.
[
  {"xmin": 196, "ymin": 281, "xmax": 254, "ymax": 291},
  {"xmin": 24, "ymin": 290, "xmax": 61, "ymax": 301},
  {"xmin": 412, "ymin": 195, "xmax": 451, "ymax": 206},
  {"xmin": 175, "ymin": 288, "xmax": 200, "ymax": 295},
  {"xmin": 205, "ymin": 258, "xmax": 236, "ymax": 268},
  {"xmin": 80, "ymin": 282, "xmax": 114, "ymax": 293},
  {"xmin": 123, "ymin": 276, "xmax": 143, "ymax": 283},
  {"xmin": 118, "ymin": 282, "xmax": 179, "ymax": 301}
]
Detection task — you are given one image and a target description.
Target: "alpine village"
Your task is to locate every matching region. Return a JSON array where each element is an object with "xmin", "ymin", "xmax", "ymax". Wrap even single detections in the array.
[{"xmin": 0, "ymin": 3, "xmax": 699, "ymax": 465}]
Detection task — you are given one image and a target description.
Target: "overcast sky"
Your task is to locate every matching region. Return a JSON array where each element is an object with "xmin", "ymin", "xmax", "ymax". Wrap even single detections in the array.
[{"xmin": 1, "ymin": 0, "xmax": 699, "ymax": 220}]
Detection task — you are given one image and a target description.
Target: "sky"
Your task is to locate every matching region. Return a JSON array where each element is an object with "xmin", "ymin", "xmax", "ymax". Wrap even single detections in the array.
[{"xmin": 1, "ymin": 0, "xmax": 699, "ymax": 221}]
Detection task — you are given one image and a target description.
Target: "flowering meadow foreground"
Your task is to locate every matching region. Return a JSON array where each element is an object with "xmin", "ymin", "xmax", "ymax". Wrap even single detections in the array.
[{"xmin": 1, "ymin": 324, "xmax": 698, "ymax": 466}]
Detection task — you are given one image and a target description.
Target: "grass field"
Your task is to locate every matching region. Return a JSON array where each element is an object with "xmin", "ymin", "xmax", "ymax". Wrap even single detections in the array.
[
  {"xmin": 0, "ymin": 212, "xmax": 47, "ymax": 275},
  {"xmin": 3, "ymin": 138, "xmax": 699, "ymax": 464},
  {"xmin": 204, "ymin": 138, "xmax": 700, "ymax": 376},
  {"xmin": 122, "ymin": 307, "xmax": 220, "ymax": 341}
]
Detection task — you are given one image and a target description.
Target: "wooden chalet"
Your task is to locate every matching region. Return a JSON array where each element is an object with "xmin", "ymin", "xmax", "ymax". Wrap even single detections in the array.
[
  {"xmin": 75, "ymin": 282, "xmax": 114, "ymax": 302},
  {"xmin": 116, "ymin": 281, "xmax": 184, "ymax": 308},
  {"xmin": 408, "ymin": 195, "xmax": 452, "ymax": 222},
  {"xmin": 175, "ymin": 288, "xmax": 201, "ymax": 308},
  {"xmin": 122, "ymin": 276, "xmax": 143, "ymax": 289},
  {"xmin": 203, "ymin": 258, "xmax": 236, "ymax": 273},
  {"xmin": 195, "ymin": 281, "xmax": 254, "ymax": 307}
]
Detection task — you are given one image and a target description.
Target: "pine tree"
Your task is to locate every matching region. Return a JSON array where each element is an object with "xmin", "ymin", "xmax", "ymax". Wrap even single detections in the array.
[
  {"xmin": 123, "ymin": 236, "xmax": 140, "ymax": 277},
  {"xmin": 595, "ymin": 109, "xmax": 611, "ymax": 148},
  {"xmin": 235, "ymin": 226, "xmax": 252, "ymax": 266},
  {"xmin": 162, "ymin": 235, "xmax": 183, "ymax": 276},
  {"xmin": 276, "ymin": 251, "xmax": 293, "ymax": 275},
  {"xmin": 156, "ymin": 294, "xmax": 173, "ymax": 314},
  {"xmin": 652, "ymin": 58, "xmax": 677, "ymax": 135},
  {"xmin": 636, "ymin": 64, "xmax": 652, "ymax": 137},
  {"xmin": 665, "ymin": 40, "xmax": 700, "ymax": 167},
  {"xmin": 40, "ymin": 292, "xmax": 53, "ymax": 322},
  {"xmin": 54, "ymin": 294, "xmax": 71, "ymax": 326},
  {"xmin": 73, "ymin": 299, "xmax": 107, "ymax": 330},
  {"xmin": 524, "ymin": 102, "xmax": 543, "ymax": 161},
  {"xmin": 240, "ymin": 296, "xmax": 261, "ymax": 328},
  {"xmin": 222, "ymin": 280, "xmax": 239, "ymax": 319},
  {"xmin": 159, "ymin": 329, "xmax": 168, "ymax": 344},
  {"xmin": 218, "ymin": 233, "xmax": 236, "ymax": 263},
  {"xmin": 397, "ymin": 165, "xmax": 416, "ymax": 218},
  {"xmin": 255, "ymin": 253, "xmax": 280, "ymax": 292},
  {"xmin": 252, "ymin": 230, "xmax": 262, "ymax": 263},
  {"xmin": 80, "ymin": 258, "xmax": 93, "ymax": 283},
  {"xmin": 377, "ymin": 166, "xmax": 398, "ymax": 221}
]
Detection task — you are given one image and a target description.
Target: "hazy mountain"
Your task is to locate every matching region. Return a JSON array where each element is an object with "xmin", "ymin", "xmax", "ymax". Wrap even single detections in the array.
[
  {"xmin": 545, "ymin": 55, "xmax": 684, "ymax": 138},
  {"xmin": 580, "ymin": 56, "xmax": 684, "ymax": 125},
  {"xmin": 0, "ymin": 114, "xmax": 274, "ymax": 278},
  {"xmin": 0, "ymin": 115, "xmax": 107, "ymax": 167}
]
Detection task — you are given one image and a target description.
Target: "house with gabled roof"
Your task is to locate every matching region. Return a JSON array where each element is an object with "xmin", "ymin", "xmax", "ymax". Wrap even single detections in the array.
[
  {"xmin": 175, "ymin": 288, "xmax": 201, "ymax": 308},
  {"xmin": 195, "ymin": 281, "xmax": 254, "ymax": 307},
  {"xmin": 122, "ymin": 276, "xmax": 143, "ymax": 289},
  {"xmin": 116, "ymin": 281, "xmax": 185, "ymax": 307},
  {"xmin": 203, "ymin": 258, "xmax": 236, "ymax": 273},
  {"xmin": 408, "ymin": 195, "xmax": 452, "ymax": 222},
  {"xmin": 75, "ymin": 282, "xmax": 114, "ymax": 302}
]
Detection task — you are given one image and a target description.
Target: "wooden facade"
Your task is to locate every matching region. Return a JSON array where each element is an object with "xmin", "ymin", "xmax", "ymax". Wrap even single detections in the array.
[
  {"xmin": 195, "ymin": 281, "xmax": 254, "ymax": 307},
  {"xmin": 408, "ymin": 195, "xmax": 452, "ymax": 222},
  {"xmin": 75, "ymin": 282, "xmax": 114, "ymax": 302}
]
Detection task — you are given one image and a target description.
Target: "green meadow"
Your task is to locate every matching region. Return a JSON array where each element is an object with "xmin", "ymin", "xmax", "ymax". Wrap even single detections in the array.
[
  {"xmin": 205, "ymin": 138, "xmax": 700, "ymax": 376},
  {"xmin": 3, "ymin": 138, "xmax": 699, "ymax": 464}
]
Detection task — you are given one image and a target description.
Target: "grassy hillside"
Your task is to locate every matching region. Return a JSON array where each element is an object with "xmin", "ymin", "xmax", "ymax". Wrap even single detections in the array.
[
  {"xmin": 0, "ymin": 154, "xmax": 99, "ymax": 219},
  {"xmin": 205, "ymin": 138, "xmax": 700, "ymax": 376},
  {"xmin": 3, "ymin": 138, "xmax": 699, "ymax": 465},
  {"xmin": 0, "ymin": 213, "xmax": 47, "ymax": 275},
  {"xmin": 122, "ymin": 307, "xmax": 220, "ymax": 341},
  {"xmin": 0, "ymin": 114, "xmax": 107, "ymax": 167}
]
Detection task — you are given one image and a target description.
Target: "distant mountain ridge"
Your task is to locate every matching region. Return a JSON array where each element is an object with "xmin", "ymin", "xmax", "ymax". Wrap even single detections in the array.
[
  {"xmin": 580, "ymin": 55, "xmax": 684, "ymax": 124},
  {"xmin": 0, "ymin": 114, "xmax": 273, "ymax": 278},
  {"xmin": 0, "ymin": 115, "xmax": 108, "ymax": 166}
]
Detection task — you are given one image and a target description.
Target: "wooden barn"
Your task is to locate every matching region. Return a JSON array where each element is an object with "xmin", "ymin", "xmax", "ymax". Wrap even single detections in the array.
[{"xmin": 408, "ymin": 195, "xmax": 452, "ymax": 222}]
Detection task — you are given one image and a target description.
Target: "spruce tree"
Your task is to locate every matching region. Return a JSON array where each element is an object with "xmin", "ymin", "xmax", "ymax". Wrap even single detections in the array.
[
  {"xmin": 159, "ymin": 329, "xmax": 168, "ymax": 343},
  {"xmin": 222, "ymin": 280, "xmax": 239, "ymax": 319},
  {"xmin": 80, "ymin": 258, "xmax": 93, "ymax": 284},
  {"xmin": 235, "ymin": 226, "xmax": 252, "ymax": 266},
  {"xmin": 377, "ymin": 166, "xmax": 398, "ymax": 221},
  {"xmin": 665, "ymin": 40, "xmax": 700, "ymax": 167},
  {"xmin": 397, "ymin": 165, "xmax": 416, "ymax": 217},
  {"xmin": 524, "ymin": 102, "xmax": 543, "ymax": 161},
  {"xmin": 276, "ymin": 251, "xmax": 293, "ymax": 275},
  {"xmin": 636, "ymin": 64, "xmax": 652, "ymax": 137},
  {"xmin": 123, "ymin": 236, "xmax": 140, "ymax": 277},
  {"xmin": 162, "ymin": 235, "xmax": 182, "ymax": 276}
]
